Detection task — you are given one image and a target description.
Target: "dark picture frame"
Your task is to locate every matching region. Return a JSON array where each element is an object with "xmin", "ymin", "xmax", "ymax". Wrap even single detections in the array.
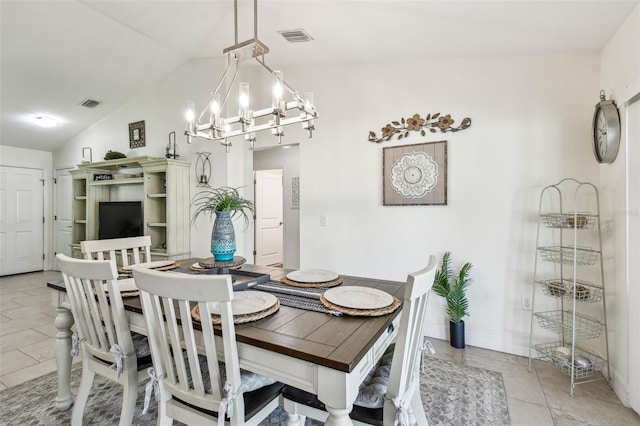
[
  {"xmin": 129, "ymin": 120, "xmax": 146, "ymax": 148},
  {"xmin": 383, "ymin": 140, "xmax": 447, "ymax": 206}
]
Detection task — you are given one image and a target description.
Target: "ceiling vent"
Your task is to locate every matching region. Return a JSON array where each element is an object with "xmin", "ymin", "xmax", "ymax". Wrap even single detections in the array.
[
  {"xmin": 79, "ymin": 99, "xmax": 101, "ymax": 108},
  {"xmin": 278, "ymin": 29, "xmax": 313, "ymax": 43}
]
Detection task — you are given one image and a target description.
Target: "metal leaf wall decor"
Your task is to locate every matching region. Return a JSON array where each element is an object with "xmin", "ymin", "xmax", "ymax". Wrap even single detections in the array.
[{"xmin": 368, "ymin": 113, "xmax": 471, "ymax": 143}]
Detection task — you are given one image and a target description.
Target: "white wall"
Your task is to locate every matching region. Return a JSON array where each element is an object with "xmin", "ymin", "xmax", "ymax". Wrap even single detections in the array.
[
  {"xmin": 0, "ymin": 145, "xmax": 54, "ymax": 269},
  {"xmin": 599, "ymin": 2, "xmax": 640, "ymax": 408}
]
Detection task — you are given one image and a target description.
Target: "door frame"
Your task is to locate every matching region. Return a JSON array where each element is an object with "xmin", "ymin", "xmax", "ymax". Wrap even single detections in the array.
[{"xmin": 54, "ymin": 167, "xmax": 74, "ymax": 267}]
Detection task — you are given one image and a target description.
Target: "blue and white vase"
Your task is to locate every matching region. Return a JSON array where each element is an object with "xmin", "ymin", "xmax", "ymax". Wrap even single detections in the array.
[{"xmin": 211, "ymin": 211, "xmax": 236, "ymax": 261}]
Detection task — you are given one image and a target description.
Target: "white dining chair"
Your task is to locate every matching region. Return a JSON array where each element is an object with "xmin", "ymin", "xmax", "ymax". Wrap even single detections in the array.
[
  {"xmin": 282, "ymin": 255, "xmax": 437, "ymax": 426},
  {"xmin": 81, "ymin": 235, "xmax": 152, "ymax": 267},
  {"xmin": 56, "ymin": 253, "xmax": 152, "ymax": 426},
  {"xmin": 132, "ymin": 267, "xmax": 284, "ymax": 426}
]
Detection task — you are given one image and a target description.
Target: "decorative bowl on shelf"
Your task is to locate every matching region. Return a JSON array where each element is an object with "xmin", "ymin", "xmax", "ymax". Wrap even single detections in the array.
[
  {"xmin": 573, "ymin": 284, "xmax": 591, "ymax": 301},
  {"xmin": 546, "ymin": 280, "xmax": 566, "ymax": 297},
  {"xmin": 567, "ymin": 214, "xmax": 588, "ymax": 228}
]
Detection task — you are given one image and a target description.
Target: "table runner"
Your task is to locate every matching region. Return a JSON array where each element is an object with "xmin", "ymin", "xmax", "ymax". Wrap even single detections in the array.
[
  {"xmin": 253, "ymin": 281, "xmax": 343, "ymax": 315},
  {"xmin": 173, "ymin": 267, "xmax": 341, "ymax": 315}
]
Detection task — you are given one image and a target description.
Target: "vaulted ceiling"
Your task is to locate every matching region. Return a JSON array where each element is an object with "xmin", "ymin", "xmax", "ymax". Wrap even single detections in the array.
[{"xmin": 1, "ymin": 1, "xmax": 638, "ymax": 152}]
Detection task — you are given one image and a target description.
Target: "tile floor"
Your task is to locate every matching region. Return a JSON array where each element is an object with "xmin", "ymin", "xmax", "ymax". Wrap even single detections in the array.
[{"xmin": 1, "ymin": 270, "xmax": 639, "ymax": 425}]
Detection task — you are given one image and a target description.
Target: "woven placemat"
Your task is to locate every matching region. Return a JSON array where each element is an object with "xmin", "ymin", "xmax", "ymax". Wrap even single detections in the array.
[
  {"xmin": 94, "ymin": 288, "xmax": 139, "ymax": 298},
  {"xmin": 319, "ymin": 294, "xmax": 401, "ymax": 316},
  {"xmin": 118, "ymin": 262, "xmax": 180, "ymax": 274},
  {"xmin": 281, "ymin": 276, "xmax": 343, "ymax": 288},
  {"xmin": 198, "ymin": 256, "xmax": 246, "ymax": 269},
  {"xmin": 189, "ymin": 263, "xmax": 207, "ymax": 272},
  {"xmin": 191, "ymin": 299, "xmax": 280, "ymax": 325}
]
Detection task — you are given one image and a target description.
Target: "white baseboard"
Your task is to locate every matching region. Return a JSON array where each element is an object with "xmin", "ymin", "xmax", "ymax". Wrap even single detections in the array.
[{"xmin": 609, "ymin": 364, "xmax": 630, "ymax": 406}]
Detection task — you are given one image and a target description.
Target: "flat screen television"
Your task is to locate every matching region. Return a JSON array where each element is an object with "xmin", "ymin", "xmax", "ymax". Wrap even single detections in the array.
[{"xmin": 98, "ymin": 201, "xmax": 143, "ymax": 240}]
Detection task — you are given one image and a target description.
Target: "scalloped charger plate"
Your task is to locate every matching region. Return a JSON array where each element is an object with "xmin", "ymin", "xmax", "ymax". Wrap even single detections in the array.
[
  {"xmin": 323, "ymin": 286, "xmax": 394, "ymax": 310},
  {"xmin": 286, "ymin": 269, "xmax": 339, "ymax": 283},
  {"xmin": 121, "ymin": 260, "xmax": 176, "ymax": 272},
  {"xmin": 207, "ymin": 291, "xmax": 278, "ymax": 316}
]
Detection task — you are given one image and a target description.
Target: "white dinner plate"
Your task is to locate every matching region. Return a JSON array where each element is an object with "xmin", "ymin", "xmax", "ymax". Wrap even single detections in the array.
[
  {"xmin": 121, "ymin": 260, "xmax": 176, "ymax": 272},
  {"xmin": 286, "ymin": 269, "xmax": 339, "ymax": 283},
  {"xmin": 208, "ymin": 291, "xmax": 277, "ymax": 316},
  {"xmin": 103, "ymin": 278, "xmax": 137, "ymax": 293},
  {"xmin": 115, "ymin": 278, "xmax": 138, "ymax": 292},
  {"xmin": 323, "ymin": 286, "xmax": 394, "ymax": 310}
]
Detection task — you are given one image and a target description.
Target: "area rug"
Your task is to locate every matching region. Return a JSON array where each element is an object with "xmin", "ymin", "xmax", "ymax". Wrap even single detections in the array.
[{"xmin": 0, "ymin": 357, "xmax": 509, "ymax": 425}]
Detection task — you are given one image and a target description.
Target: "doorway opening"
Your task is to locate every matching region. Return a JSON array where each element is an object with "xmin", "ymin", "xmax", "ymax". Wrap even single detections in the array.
[{"xmin": 253, "ymin": 145, "xmax": 300, "ymax": 269}]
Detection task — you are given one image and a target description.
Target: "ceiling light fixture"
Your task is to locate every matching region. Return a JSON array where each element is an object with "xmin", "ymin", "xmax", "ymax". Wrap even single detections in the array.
[
  {"xmin": 185, "ymin": 0, "xmax": 318, "ymax": 153},
  {"xmin": 33, "ymin": 116, "xmax": 59, "ymax": 128}
]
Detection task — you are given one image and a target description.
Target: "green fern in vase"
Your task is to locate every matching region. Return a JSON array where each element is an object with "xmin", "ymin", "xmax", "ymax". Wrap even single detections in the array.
[{"xmin": 432, "ymin": 251, "xmax": 473, "ymax": 324}]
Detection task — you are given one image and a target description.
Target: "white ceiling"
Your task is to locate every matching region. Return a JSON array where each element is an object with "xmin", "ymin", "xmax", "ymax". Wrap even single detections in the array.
[{"xmin": 1, "ymin": 0, "xmax": 638, "ymax": 153}]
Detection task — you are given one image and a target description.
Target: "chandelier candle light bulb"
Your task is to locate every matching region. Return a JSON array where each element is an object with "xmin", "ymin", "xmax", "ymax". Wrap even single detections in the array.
[{"xmin": 272, "ymin": 70, "xmax": 284, "ymax": 113}]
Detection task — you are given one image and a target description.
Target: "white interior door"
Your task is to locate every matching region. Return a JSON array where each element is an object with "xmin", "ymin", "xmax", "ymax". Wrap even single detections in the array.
[
  {"xmin": 55, "ymin": 168, "xmax": 73, "ymax": 266},
  {"xmin": 254, "ymin": 169, "xmax": 283, "ymax": 266},
  {"xmin": 0, "ymin": 166, "xmax": 44, "ymax": 275}
]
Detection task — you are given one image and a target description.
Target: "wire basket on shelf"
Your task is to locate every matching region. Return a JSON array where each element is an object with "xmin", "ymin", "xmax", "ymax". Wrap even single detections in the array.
[
  {"xmin": 537, "ymin": 246, "xmax": 599, "ymax": 266},
  {"xmin": 533, "ymin": 341, "xmax": 606, "ymax": 379},
  {"xmin": 533, "ymin": 310, "xmax": 603, "ymax": 340},
  {"xmin": 536, "ymin": 279, "xmax": 603, "ymax": 303},
  {"xmin": 540, "ymin": 212, "xmax": 597, "ymax": 230}
]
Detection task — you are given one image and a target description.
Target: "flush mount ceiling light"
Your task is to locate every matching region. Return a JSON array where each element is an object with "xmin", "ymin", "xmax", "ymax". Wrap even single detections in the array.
[
  {"xmin": 33, "ymin": 116, "xmax": 59, "ymax": 128},
  {"xmin": 185, "ymin": 0, "xmax": 318, "ymax": 153}
]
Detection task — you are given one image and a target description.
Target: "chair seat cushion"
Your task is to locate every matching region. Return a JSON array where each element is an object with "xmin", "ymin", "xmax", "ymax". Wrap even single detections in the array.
[
  {"xmin": 354, "ymin": 343, "xmax": 394, "ymax": 409},
  {"xmin": 131, "ymin": 331, "xmax": 151, "ymax": 358},
  {"xmin": 170, "ymin": 357, "xmax": 283, "ymax": 422},
  {"xmin": 91, "ymin": 332, "xmax": 151, "ymax": 369},
  {"xmin": 198, "ymin": 356, "xmax": 277, "ymax": 394}
]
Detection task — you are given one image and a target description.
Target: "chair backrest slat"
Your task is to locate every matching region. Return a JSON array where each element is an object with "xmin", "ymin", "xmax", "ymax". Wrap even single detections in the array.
[
  {"xmin": 386, "ymin": 255, "xmax": 437, "ymax": 407},
  {"xmin": 133, "ymin": 267, "xmax": 241, "ymax": 417},
  {"xmin": 81, "ymin": 236, "xmax": 152, "ymax": 267}
]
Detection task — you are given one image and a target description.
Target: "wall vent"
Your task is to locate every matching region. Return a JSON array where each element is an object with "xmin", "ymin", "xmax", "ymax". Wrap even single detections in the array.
[
  {"xmin": 278, "ymin": 29, "xmax": 313, "ymax": 43},
  {"xmin": 79, "ymin": 99, "xmax": 101, "ymax": 108}
]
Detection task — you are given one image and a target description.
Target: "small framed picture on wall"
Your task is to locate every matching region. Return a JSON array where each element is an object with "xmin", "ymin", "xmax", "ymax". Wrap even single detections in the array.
[
  {"xmin": 129, "ymin": 120, "xmax": 146, "ymax": 148},
  {"xmin": 383, "ymin": 140, "xmax": 447, "ymax": 206}
]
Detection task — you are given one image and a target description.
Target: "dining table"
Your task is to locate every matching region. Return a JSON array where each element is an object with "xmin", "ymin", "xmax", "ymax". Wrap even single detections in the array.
[{"xmin": 48, "ymin": 260, "xmax": 404, "ymax": 425}]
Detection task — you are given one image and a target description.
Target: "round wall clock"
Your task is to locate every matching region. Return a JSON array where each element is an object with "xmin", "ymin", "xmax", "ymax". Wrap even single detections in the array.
[{"xmin": 592, "ymin": 90, "xmax": 621, "ymax": 164}]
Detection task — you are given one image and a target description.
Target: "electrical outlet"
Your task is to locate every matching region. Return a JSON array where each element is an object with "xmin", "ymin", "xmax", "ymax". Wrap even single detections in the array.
[
  {"xmin": 320, "ymin": 215, "xmax": 328, "ymax": 227},
  {"xmin": 521, "ymin": 296, "xmax": 532, "ymax": 310}
]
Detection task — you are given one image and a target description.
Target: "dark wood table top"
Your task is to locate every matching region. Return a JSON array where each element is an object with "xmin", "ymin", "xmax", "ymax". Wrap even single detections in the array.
[{"xmin": 48, "ymin": 261, "xmax": 404, "ymax": 373}]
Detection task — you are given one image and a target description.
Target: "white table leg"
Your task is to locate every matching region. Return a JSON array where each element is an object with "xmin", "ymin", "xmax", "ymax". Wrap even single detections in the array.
[
  {"xmin": 317, "ymin": 367, "xmax": 356, "ymax": 426},
  {"xmin": 324, "ymin": 405, "xmax": 354, "ymax": 426},
  {"xmin": 54, "ymin": 306, "xmax": 74, "ymax": 411}
]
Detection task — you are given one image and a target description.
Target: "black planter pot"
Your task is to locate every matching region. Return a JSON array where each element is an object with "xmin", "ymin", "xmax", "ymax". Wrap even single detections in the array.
[{"xmin": 449, "ymin": 320, "xmax": 465, "ymax": 348}]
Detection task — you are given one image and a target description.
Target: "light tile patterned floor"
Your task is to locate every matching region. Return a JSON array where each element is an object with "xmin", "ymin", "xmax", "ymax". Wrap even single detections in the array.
[{"xmin": 1, "ymin": 270, "xmax": 639, "ymax": 425}]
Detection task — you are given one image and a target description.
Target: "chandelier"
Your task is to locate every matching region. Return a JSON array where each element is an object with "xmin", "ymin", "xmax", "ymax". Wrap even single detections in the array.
[{"xmin": 185, "ymin": 0, "xmax": 318, "ymax": 152}]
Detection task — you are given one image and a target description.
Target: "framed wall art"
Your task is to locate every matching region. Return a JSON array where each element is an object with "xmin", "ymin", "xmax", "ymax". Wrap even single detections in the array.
[
  {"xmin": 383, "ymin": 140, "xmax": 447, "ymax": 206},
  {"xmin": 129, "ymin": 120, "xmax": 146, "ymax": 148}
]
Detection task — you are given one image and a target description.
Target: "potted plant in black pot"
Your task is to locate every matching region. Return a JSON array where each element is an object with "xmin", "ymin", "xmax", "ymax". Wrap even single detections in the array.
[
  {"xmin": 191, "ymin": 186, "xmax": 255, "ymax": 262},
  {"xmin": 432, "ymin": 251, "xmax": 473, "ymax": 348}
]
